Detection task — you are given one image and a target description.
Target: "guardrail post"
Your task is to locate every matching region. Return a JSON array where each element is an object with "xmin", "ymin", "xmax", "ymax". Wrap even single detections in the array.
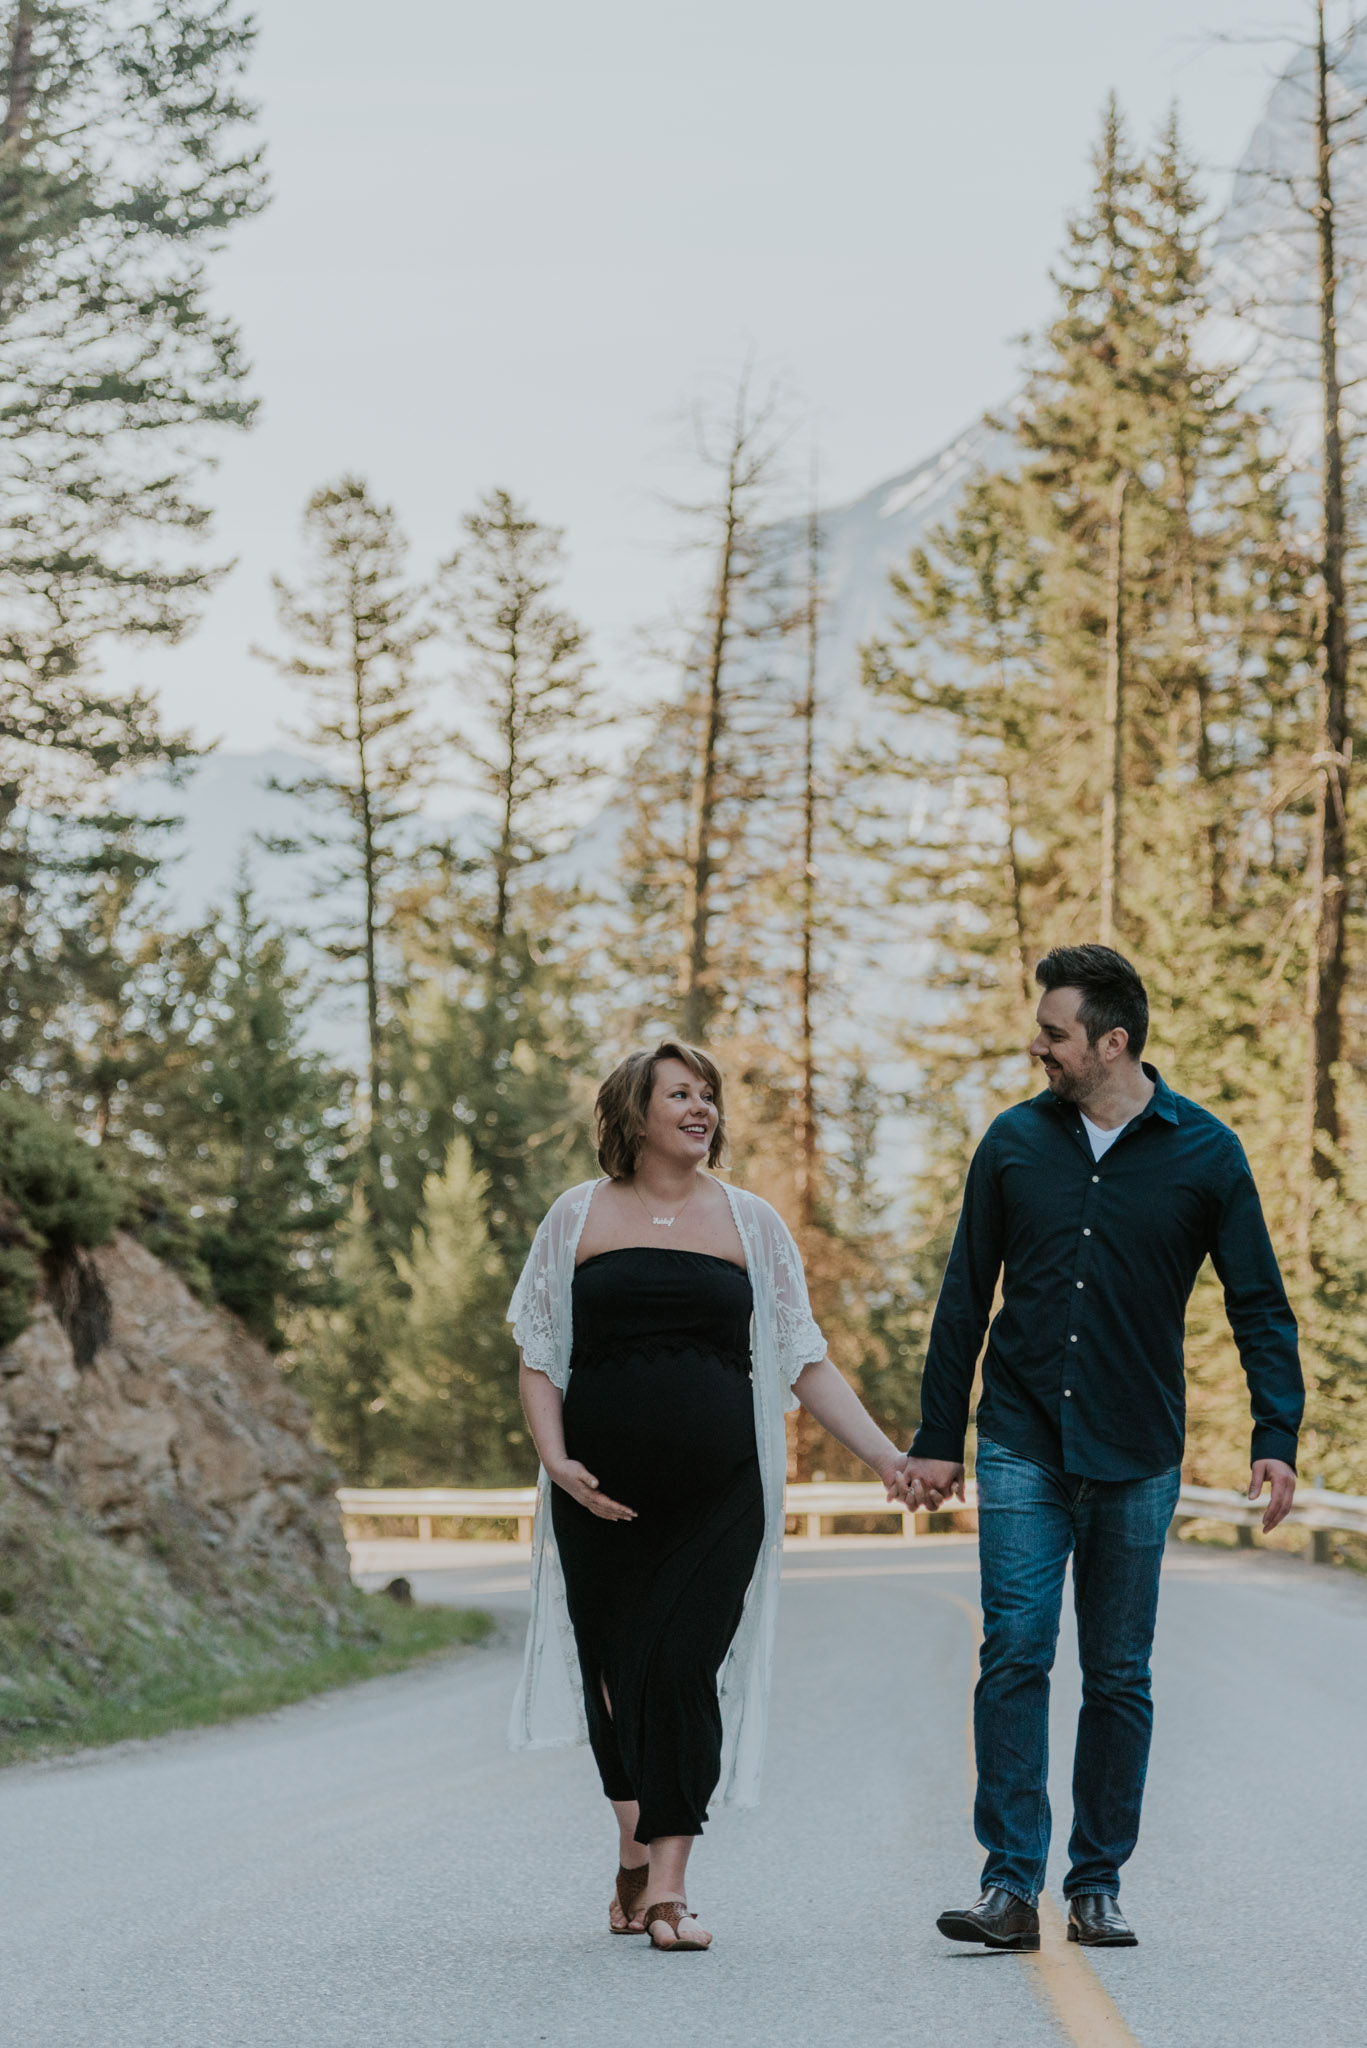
[
  {"xmin": 418, "ymin": 1516, "xmax": 432, "ymax": 1542},
  {"xmin": 805, "ymin": 1513, "xmax": 821, "ymax": 1540},
  {"xmin": 517, "ymin": 1516, "xmax": 533, "ymax": 1543}
]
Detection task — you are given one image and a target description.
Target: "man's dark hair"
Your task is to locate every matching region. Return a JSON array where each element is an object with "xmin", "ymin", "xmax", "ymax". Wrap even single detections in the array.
[{"xmin": 1034, "ymin": 945, "xmax": 1148, "ymax": 1059}]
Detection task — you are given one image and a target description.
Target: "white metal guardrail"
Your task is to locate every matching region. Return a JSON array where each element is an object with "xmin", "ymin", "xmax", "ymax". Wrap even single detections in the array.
[
  {"xmin": 337, "ymin": 1488, "xmax": 542, "ymax": 1543},
  {"xmin": 337, "ymin": 1479, "xmax": 1367, "ymax": 1548}
]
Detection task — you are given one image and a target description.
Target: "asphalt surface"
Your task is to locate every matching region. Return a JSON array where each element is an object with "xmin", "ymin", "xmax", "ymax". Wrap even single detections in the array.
[{"xmin": 0, "ymin": 1538, "xmax": 1363, "ymax": 2048}]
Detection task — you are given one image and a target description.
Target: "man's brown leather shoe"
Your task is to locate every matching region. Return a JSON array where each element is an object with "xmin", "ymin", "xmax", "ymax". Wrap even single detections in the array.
[
  {"xmin": 1067, "ymin": 1893, "xmax": 1137, "ymax": 1946},
  {"xmin": 937, "ymin": 1887, "xmax": 1040, "ymax": 1951}
]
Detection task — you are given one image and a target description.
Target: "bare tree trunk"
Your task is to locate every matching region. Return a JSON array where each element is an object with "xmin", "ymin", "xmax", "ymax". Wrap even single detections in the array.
[
  {"xmin": 2, "ymin": 3, "xmax": 34, "ymax": 145},
  {"xmin": 1304, "ymin": 0, "xmax": 1352, "ymax": 1229},
  {"xmin": 494, "ymin": 630, "xmax": 520, "ymax": 948},
  {"xmin": 1003, "ymin": 775, "xmax": 1033, "ymax": 1012},
  {"xmin": 1098, "ymin": 468, "xmax": 1129, "ymax": 947},
  {"xmin": 0, "ymin": 2, "xmax": 36, "ymax": 320},
  {"xmin": 351, "ymin": 602, "xmax": 383, "ymax": 1203},
  {"xmin": 679, "ymin": 444, "xmax": 742, "ymax": 1042},
  {"xmin": 795, "ymin": 498, "xmax": 820, "ymax": 1227}
]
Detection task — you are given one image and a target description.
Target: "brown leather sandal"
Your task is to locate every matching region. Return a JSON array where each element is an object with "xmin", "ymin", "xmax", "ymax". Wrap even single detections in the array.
[
  {"xmin": 644, "ymin": 1899, "xmax": 710, "ymax": 1952},
  {"xmin": 611, "ymin": 1862, "xmax": 649, "ymax": 1934}
]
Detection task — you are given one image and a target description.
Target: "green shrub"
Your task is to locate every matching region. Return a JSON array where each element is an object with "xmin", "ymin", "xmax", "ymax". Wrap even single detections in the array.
[
  {"xmin": 0, "ymin": 1091, "xmax": 122, "ymax": 1345},
  {"xmin": 0, "ymin": 1090, "xmax": 122, "ymax": 1255},
  {"xmin": 0, "ymin": 1204, "xmax": 39, "ymax": 1348}
]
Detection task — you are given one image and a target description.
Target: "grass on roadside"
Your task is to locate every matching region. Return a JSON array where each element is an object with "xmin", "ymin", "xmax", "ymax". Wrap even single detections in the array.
[
  {"xmin": 1, "ymin": 1598, "xmax": 495, "ymax": 1764},
  {"xmin": 0, "ymin": 1475, "xmax": 495, "ymax": 1768}
]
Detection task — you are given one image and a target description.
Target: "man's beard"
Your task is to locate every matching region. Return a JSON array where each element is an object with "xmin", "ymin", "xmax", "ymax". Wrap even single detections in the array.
[{"xmin": 1043, "ymin": 1056, "xmax": 1104, "ymax": 1103}]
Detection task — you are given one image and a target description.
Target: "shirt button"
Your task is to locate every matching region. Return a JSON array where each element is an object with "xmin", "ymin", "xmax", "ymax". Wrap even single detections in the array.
[
  {"xmin": 1070, "ymin": 1334, "xmax": 1078, "ymax": 1342},
  {"xmin": 1083, "ymin": 1228, "xmax": 1092, "ymax": 1236},
  {"xmin": 1063, "ymin": 1389, "xmax": 1072, "ymax": 1397},
  {"xmin": 1076, "ymin": 1281, "xmax": 1084, "ymax": 1289},
  {"xmin": 1091, "ymin": 1175, "xmax": 1100, "ymax": 1184}
]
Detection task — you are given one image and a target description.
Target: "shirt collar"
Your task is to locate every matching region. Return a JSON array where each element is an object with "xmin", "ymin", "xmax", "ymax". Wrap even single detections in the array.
[{"xmin": 1036, "ymin": 1061, "xmax": 1178, "ymax": 1126}]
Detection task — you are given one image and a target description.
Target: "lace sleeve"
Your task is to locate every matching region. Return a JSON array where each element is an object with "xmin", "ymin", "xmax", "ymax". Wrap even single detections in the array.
[
  {"xmin": 508, "ymin": 1210, "xmax": 564, "ymax": 1386},
  {"xmin": 767, "ymin": 1210, "xmax": 828, "ymax": 1389}
]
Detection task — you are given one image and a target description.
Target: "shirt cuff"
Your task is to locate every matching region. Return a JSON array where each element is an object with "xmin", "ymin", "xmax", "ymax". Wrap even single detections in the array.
[
  {"xmin": 1250, "ymin": 1425, "xmax": 1298, "ymax": 1473},
  {"xmin": 910, "ymin": 1425, "xmax": 966, "ymax": 1465}
]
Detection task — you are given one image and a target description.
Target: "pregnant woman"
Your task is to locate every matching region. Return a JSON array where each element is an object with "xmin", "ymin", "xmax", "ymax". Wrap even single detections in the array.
[{"xmin": 509, "ymin": 1038, "xmax": 910, "ymax": 1952}]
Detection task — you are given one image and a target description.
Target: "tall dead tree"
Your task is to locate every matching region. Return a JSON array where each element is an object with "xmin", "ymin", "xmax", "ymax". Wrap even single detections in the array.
[
  {"xmin": 1098, "ymin": 469, "xmax": 1129, "ymax": 948},
  {"xmin": 1221, "ymin": 5, "xmax": 1365, "ymax": 1239},
  {"xmin": 676, "ymin": 374, "xmax": 786, "ymax": 1041},
  {"xmin": 1304, "ymin": 0, "xmax": 1353, "ymax": 1206},
  {"xmin": 794, "ymin": 493, "xmax": 821, "ymax": 1225}
]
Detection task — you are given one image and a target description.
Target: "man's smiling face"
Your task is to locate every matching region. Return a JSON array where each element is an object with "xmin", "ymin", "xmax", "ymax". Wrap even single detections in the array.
[{"xmin": 1028, "ymin": 985, "xmax": 1110, "ymax": 1102}]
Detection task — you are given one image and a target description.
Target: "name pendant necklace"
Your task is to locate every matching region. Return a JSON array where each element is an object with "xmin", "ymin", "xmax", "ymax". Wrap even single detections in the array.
[{"xmin": 631, "ymin": 1179, "xmax": 698, "ymax": 1230}]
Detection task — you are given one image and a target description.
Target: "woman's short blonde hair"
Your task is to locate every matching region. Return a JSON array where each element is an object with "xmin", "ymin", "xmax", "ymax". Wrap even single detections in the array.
[{"xmin": 595, "ymin": 1039, "xmax": 728, "ymax": 1179}]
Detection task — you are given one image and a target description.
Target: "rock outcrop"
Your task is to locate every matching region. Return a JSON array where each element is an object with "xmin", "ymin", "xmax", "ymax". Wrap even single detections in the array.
[{"xmin": 0, "ymin": 1232, "xmax": 349, "ymax": 1600}]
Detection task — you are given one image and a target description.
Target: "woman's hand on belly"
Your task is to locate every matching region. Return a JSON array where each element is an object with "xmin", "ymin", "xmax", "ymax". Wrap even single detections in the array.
[{"xmin": 547, "ymin": 1457, "xmax": 638, "ymax": 1521}]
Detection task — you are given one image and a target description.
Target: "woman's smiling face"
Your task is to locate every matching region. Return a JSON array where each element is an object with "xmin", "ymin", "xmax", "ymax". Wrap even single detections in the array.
[{"xmin": 640, "ymin": 1057, "xmax": 717, "ymax": 1169}]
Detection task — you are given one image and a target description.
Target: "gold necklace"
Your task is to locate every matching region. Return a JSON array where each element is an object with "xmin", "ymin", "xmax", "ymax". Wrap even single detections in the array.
[{"xmin": 630, "ymin": 1178, "xmax": 698, "ymax": 1229}]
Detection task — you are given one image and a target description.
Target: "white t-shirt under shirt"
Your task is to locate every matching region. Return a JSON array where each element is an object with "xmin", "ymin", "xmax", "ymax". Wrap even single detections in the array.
[{"xmin": 1080, "ymin": 1112, "xmax": 1125, "ymax": 1160}]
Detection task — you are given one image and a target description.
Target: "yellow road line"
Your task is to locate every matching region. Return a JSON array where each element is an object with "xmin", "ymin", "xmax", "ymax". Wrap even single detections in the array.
[
  {"xmin": 1033, "ymin": 1892, "xmax": 1144, "ymax": 2046},
  {"xmin": 931, "ymin": 1587, "xmax": 1145, "ymax": 2048}
]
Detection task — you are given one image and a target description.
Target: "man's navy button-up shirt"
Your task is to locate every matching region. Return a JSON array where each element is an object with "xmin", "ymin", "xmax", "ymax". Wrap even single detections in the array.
[{"xmin": 911, "ymin": 1065, "xmax": 1303, "ymax": 1481}]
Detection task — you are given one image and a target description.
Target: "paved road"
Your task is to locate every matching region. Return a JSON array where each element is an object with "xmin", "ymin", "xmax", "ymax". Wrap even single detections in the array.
[{"xmin": 0, "ymin": 1539, "xmax": 1364, "ymax": 2048}]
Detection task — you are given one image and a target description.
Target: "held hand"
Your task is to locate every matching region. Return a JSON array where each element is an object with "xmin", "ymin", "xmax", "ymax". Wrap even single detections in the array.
[
  {"xmin": 881, "ymin": 1452, "xmax": 912, "ymax": 1505},
  {"xmin": 548, "ymin": 1459, "xmax": 637, "ymax": 1522},
  {"xmin": 904, "ymin": 1456, "xmax": 966, "ymax": 1513},
  {"xmin": 1249, "ymin": 1457, "xmax": 1296, "ymax": 1534}
]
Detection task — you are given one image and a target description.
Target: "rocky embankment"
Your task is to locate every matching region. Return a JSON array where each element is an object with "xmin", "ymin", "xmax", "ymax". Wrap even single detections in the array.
[
  {"xmin": 0, "ymin": 1231, "xmax": 348, "ymax": 1594},
  {"xmin": 0, "ymin": 1233, "xmax": 369, "ymax": 1756}
]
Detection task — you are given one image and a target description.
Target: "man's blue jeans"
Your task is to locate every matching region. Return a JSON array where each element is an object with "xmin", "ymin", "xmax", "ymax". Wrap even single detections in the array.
[{"xmin": 974, "ymin": 1437, "xmax": 1180, "ymax": 1905}]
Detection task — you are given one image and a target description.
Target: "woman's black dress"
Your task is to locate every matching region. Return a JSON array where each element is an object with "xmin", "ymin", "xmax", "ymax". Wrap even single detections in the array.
[{"xmin": 551, "ymin": 1247, "xmax": 763, "ymax": 1843}]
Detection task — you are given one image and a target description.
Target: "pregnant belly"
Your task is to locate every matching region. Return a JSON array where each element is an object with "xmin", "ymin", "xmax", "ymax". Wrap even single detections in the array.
[{"xmin": 563, "ymin": 1351, "xmax": 757, "ymax": 1510}]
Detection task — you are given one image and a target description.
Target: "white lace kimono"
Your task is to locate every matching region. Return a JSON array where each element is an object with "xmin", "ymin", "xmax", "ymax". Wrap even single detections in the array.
[{"xmin": 506, "ymin": 1176, "xmax": 827, "ymax": 1809}]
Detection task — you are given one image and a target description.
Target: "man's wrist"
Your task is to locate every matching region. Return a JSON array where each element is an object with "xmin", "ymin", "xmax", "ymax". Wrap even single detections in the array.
[
  {"xmin": 1250, "ymin": 1429, "xmax": 1298, "ymax": 1474},
  {"xmin": 909, "ymin": 1427, "xmax": 967, "ymax": 1465}
]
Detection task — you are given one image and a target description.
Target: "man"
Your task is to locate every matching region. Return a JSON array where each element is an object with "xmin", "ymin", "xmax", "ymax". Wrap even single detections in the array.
[{"xmin": 906, "ymin": 945, "xmax": 1302, "ymax": 1950}]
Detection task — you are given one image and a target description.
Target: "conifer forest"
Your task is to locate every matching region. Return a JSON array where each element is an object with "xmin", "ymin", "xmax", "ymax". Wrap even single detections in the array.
[{"xmin": 4, "ymin": 2, "xmax": 1367, "ymax": 1502}]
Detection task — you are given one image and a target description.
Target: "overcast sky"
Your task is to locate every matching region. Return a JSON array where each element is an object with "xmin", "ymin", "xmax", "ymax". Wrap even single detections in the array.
[{"xmin": 124, "ymin": 0, "xmax": 1304, "ymax": 756}]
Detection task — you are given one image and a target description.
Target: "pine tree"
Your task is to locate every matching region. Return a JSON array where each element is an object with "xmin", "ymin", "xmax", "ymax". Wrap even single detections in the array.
[
  {"xmin": 286, "ymin": 1187, "xmax": 403, "ymax": 1483},
  {"xmin": 0, "ymin": 1, "xmax": 262, "ymax": 779},
  {"xmin": 190, "ymin": 879, "xmax": 349, "ymax": 1347},
  {"xmin": 439, "ymin": 489, "xmax": 597, "ymax": 949},
  {"xmin": 388, "ymin": 1136, "xmax": 529, "ymax": 1484},
  {"xmin": 39, "ymin": 816, "xmax": 215, "ymax": 1152},
  {"xmin": 0, "ymin": 2, "xmax": 260, "ymax": 1082},
  {"xmin": 615, "ymin": 373, "xmax": 791, "ymax": 1040},
  {"xmin": 263, "ymin": 477, "xmax": 438, "ymax": 1212},
  {"xmin": 1217, "ymin": 5, "xmax": 1367, "ymax": 1238},
  {"xmin": 385, "ymin": 931, "xmax": 597, "ymax": 1269},
  {"xmin": 860, "ymin": 106, "xmax": 1322, "ymax": 1484}
]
